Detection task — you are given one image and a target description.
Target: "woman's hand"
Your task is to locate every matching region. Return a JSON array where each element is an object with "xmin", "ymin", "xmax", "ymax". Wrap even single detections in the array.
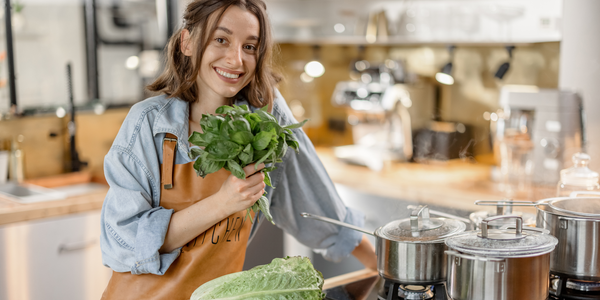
[{"xmin": 217, "ymin": 163, "xmax": 266, "ymax": 215}]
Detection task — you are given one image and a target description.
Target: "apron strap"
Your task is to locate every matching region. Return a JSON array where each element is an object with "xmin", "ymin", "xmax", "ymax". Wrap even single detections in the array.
[{"xmin": 161, "ymin": 133, "xmax": 178, "ymax": 189}]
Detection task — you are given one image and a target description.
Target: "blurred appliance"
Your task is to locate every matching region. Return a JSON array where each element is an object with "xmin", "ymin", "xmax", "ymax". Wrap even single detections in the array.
[
  {"xmin": 412, "ymin": 85, "xmax": 473, "ymax": 162},
  {"xmin": 331, "ymin": 81, "xmax": 413, "ymax": 171},
  {"xmin": 493, "ymin": 86, "xmax": 584, "ymax": 186}
]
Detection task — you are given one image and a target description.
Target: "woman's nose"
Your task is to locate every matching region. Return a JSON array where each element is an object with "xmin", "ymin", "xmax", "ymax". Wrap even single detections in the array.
[{"xmin": 225, "ymin": 46, "xmax": 243, "ymax": 68}]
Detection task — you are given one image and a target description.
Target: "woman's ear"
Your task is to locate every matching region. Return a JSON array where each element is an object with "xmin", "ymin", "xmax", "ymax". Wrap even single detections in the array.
[{"xmin": 181, "ymin": 29, "xmax": 193, "ymax": 57}]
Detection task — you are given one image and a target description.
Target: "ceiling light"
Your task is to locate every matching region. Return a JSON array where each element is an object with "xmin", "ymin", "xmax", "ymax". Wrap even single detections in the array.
[
  {"xmin": 435, "ymin": 45, "xmax": 456, "ymax": 85},
  {"xmin": 304, "ymin": 61, "xmax": 325, "ymax": 78},
  {"xmin": 334, "ymin": 23, "xmax": 345, "ymax": 33},
  {"xmin": 495, "ymin": 46, "xmax": 515, "ymax": 80},
  {"xmin": 125, "ymin": 56, "xmax": 139, "ymax": 70},
  {"xmin": 435, "ymin": 62, "xmax": 454, "ymax": 85}
]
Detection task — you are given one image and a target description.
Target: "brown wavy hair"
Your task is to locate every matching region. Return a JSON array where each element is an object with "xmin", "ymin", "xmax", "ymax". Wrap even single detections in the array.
[{"xmin": 147, "ymin": 0, "xmax": 281, "ymax": 109}]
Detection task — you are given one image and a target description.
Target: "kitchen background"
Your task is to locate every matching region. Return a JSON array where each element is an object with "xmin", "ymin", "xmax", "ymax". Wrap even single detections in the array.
[{"xmin": 0, "ymin": 0, "xmax": 598, "ymax": 299}]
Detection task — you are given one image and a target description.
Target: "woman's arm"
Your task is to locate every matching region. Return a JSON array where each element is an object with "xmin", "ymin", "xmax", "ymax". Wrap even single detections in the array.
[{"xmin": 351, "ymin": 235, "xmax": 378, "ymax": 270}]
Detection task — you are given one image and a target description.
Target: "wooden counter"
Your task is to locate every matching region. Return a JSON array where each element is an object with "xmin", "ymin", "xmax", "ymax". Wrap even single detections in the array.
[
  {"xmin": 315, "ymin": 147, "xmax": 550, "ymax": 213},
  {"xmin": 0, "ymin": 188, "xmax": 107, "ymax": 226}
]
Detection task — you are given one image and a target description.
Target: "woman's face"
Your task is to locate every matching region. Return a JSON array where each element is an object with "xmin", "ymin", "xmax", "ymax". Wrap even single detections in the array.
[{"xmin": 185, "ymin": 6, "xmax": 260, "ymax": 101}]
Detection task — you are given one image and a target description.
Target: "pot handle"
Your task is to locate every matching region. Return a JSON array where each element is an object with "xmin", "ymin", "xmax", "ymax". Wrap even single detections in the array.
[
  {"xmin": 445, "ymin": 250, "xmax": 505, "ymax": 262},
  {"xmin": 475, "ymin": 200, "xmax": 536, "ymax": 207},
  {"xmin": 406, "ymin": 205, "xmax": 471, "ymax": 225},
  {"xmin": 300, "ymin": 212, "xmax": 375, "ymax": 236},
  {"xmin": 480, "ymin": 215, "xmax": 523, "ymax": 238}
]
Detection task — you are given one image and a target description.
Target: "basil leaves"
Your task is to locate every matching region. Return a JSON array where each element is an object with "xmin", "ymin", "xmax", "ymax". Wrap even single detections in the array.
[{"xmin": 188, "ymin": 104, "xmax": 307, "ymax": 224}]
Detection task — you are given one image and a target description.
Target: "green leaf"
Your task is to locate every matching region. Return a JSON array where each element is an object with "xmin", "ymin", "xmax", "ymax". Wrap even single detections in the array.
[
  {"xmin": 259, "ymin": 121, "xmax": 282, "ymax": 136},
  {"xmin": 190, "ymin": 256, "xmax": 324, "ymax": 300},
  {"xmin": 257, "ymin": 195, "xmax": 274, "ymax": 224},
  {"xmin": 219, "ymin": 119, "xmax": 231, "ymax": 139},
  {"xmin": 189, "ymin": 131, "xmax": 220, "ymax": 147},
  {"xmin": 283, "ymin": 119, "xmax": 309, "ymax": 130},
  {"xmin": 286, "ymin": 133, "xmax": 300, "ymax": 153},
  {"xmin": 244, "ymin": 113, "xmax": 261, "ymax": 132},
  {"xmin": 227, "ymin": 160, "xmax": 246, "ymax": 180},
  {"xmin": 215, "ymin": 105, "xmax": 234, "ymax": 114},
  {"xmin": 205, "ymin": 140, "xmax": 243, "ymax": 160},
  {"xmin": 230, "ymin": 131, "xmax": 254, "ymax": 146},
  {"xmin": 256, "ymin": 109, "xmax": 276, "ymax": 122},
  {"xmin": 229, "ymin": 117, "xmax": 252, "ymax": 133},
  {"xmin": 264, "ymin": 171, "xmax": 273, "ymax": 188},
  {"xmin": 252, "ymin": 131, "xmax": 274, "ymax": 151},
  {"xmin": 276, "ymin": 137, "xmax": 288, "ymax": 158},
  {"xmin": 256, "ymin": 146, "xmax": 276, "ymax": 167},
  {"xmin": 188, "ymin": 147, "xmax": 204, "ymax": 160},
  {"xmin": 200, "ymin": 114, "xmax": 225, "ymax": 133},
  {"xmin": 194, "ymin": 152, "xmax": 226, "ymax": 178},
  {"xmin": 238, "ymin": 144, "xmax": 254, "ymax": 165}
]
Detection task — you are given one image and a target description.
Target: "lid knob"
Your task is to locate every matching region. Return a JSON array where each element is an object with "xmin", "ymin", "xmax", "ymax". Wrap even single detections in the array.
[
  {"xmin": 409, "ymin": 205, "xmax": 443, "ymax": 231},
  {"xmin": 479, "ymin": 215, "xmax": 526, "ymax": 240}
]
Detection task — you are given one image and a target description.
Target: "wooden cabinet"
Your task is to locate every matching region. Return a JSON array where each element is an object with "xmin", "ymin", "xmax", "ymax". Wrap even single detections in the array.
[{"xmin": 0, "ymin": 210, "xmax": 111, "ymax": 300}]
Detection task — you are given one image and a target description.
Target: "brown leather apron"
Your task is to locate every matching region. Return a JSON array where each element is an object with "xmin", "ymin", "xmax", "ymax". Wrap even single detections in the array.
[{"xmin": 102, "ymin": 133, "xmax": 254, "ymax": 300}]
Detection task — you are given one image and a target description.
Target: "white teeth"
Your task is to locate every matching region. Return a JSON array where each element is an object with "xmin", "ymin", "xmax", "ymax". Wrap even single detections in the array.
[{"xmin": 216, "ymin": 68, "xmax": 240, "ymax": 79}]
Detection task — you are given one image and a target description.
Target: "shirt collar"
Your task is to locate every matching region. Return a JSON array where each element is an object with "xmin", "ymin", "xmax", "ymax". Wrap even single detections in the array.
[{"xmin": 152, "ymin": 96, "xmax": 190, "ymax": 153}]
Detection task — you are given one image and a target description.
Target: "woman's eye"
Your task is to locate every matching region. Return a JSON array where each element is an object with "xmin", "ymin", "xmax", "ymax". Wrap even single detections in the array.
[
  {"xmin": 215, "ymin": 38, "xmax": 226, "ymax": 44},
  {"xmin": 244, "ymin": 44, "xmax": 257, "ymax": 51}
]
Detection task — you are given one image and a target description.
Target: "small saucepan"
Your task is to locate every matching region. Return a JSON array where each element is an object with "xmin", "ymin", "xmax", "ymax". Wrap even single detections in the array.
[{"xmin": 302, "ymin": 205, "xmax": 468, "ymax": 284}]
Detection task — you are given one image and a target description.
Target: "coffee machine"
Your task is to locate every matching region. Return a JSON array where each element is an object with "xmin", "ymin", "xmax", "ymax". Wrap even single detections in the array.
[
  {"xmin": 331, "ymin": 81, "xmax": 414, "ymax": 171},
  {"xmin": 493, "ymin": 85, "xmax": 584, "ymax": 186}
]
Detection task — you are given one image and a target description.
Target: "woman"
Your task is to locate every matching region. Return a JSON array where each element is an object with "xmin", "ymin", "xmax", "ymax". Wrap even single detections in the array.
[{"xmin": 100, "ymin": 0, "xmax": 377, "ymax": 299}]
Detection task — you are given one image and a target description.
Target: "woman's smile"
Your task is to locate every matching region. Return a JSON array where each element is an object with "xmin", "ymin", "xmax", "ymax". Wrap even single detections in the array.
[{"xmin": 214, "ymin": 67, "xmax": 244, "ymax": 82}]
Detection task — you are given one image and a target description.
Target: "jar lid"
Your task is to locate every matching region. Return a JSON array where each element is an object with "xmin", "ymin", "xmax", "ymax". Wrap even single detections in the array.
[
  {"xmin": 378, "ymin": 206, "xmax": 466, "ymax": 243},
  {"xmin": 560, "ymin": 153, "xmax": 599, "ymax": 186},
  {"xmin": 445, "ymin": 216, "xmax": 558, "ymax": 258}
]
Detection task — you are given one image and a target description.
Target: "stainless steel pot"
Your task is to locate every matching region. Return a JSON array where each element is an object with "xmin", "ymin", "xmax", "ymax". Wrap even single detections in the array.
[
  {"xmin": 301, "ymin": 206, "xmax": 467, "ymax": 284},
  {"xmin": 535, "ymin": 198, "xmax": 600, "ymax": 280},
  {"xmin": 445, "ymin": 215, "xmax": 559, "ymax": 300},
  {"xmin": 477, "ymin": 197, "xmax": 600, "ymax": 280}
]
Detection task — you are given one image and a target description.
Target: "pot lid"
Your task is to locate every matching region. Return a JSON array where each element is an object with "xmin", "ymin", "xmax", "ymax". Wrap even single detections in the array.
[
  {"xmin": 545, "ymin": 197, "xmax": 600, "ymax": 217},
  {"xmin": 377, "ymin": 206, "xmax": 467, "ymax": 243},
  {"xmin": 445, "ymin": 216, "xmax": 558, "ymax": 258}
]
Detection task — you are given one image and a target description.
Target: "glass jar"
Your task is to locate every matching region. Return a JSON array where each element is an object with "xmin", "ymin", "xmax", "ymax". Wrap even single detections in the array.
[{"xmin": 556, "ymin": 153, "xmax": 600, "ymax": 197}]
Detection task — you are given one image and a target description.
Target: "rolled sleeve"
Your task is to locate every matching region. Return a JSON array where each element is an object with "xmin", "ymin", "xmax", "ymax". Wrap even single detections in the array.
[
  {"xmin": 100, "ymin": 148, "xmax": 181, "ymax": 275},
  {"xmin": 267, "ymin": 93, "xmax": 365, "ymax": 263}
]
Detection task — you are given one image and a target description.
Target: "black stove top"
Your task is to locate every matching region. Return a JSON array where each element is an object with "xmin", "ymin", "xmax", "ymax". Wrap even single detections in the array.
[
  {"xmin": 377, "ymin": 281, "xmax": 448, "ymax": 300},
  {"xmin": 323, "ymin": 276, "xmax": 448, "ymax": 300},
  {"xmin": 549, "ymin": 273, "xmax": 600, "ymax": 300}
]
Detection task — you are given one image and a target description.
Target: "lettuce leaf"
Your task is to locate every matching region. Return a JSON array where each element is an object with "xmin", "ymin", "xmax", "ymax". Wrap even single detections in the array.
[{"xmin": 190, "ymin": 256, "xmax": 324, "ymax": 300}]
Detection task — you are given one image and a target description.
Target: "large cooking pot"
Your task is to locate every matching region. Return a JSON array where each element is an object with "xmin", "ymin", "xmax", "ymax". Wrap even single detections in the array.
[
  {"xmin": 445, "ymin": 215, "xmax": 559, "ymax": 300},
  {"xmin": 301, "ymin": 205, "xmax": 467, "ymax": 284},
  {"xmin": 477, "ymin": 197, "xmax": 600, "ymax": 280}
]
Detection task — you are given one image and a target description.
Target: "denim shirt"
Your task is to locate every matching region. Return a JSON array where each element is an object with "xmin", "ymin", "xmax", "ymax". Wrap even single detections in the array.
[{"xmin": 100, "ymin": 89, "xmax": 365, "ymax": 275}]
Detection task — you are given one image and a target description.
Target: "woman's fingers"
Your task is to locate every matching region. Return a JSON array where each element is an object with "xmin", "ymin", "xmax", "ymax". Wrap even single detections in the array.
[{"xmin": 243, "ymin": 163, "xmax": 265, "ymax": 178}]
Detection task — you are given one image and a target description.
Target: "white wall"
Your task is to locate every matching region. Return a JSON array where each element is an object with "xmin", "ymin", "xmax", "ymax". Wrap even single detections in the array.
[{"xmin": 559, "ymin": 0, "xmax": 600, "ymax": 170}]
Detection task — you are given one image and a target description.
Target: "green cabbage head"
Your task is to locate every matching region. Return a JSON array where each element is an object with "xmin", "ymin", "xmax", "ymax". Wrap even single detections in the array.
[{"xmin": 190, "ymin": 256, "xmax": 325, "ymax": 300}]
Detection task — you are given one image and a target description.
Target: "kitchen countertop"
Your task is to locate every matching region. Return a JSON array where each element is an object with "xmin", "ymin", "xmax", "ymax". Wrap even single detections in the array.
[
  {"xmin": 0, "ymin": 186, "xmax": 108, "ymax": 226},
  {"xmin": 0, "ymin": 147, "xmax": 548, "ymax": 226},
  {"xmin": 314, "ymin": 147, "xmax": 548, "ymax": 213}
]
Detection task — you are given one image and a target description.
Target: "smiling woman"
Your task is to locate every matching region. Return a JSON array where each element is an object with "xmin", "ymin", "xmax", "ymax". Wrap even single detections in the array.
[{"xmin": 99, "ymin": 0, "xmax": 376, "ymax": 299}]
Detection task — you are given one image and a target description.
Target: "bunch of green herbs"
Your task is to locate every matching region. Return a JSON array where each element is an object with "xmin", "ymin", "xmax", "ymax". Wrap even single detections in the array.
[{"xmin": 188, "ymin": 104, "xmax": 307, "ymax": 224}]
